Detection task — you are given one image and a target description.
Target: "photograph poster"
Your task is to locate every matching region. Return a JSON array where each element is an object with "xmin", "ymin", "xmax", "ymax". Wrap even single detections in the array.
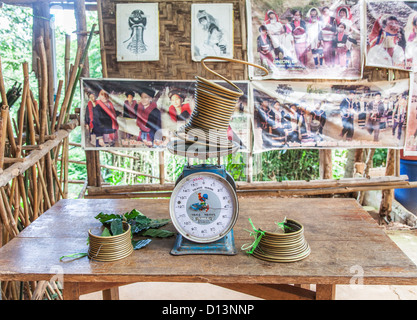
[
  {"xmin": 116, "ymin": 3, "xmax": 159, "ymax": 61},
  {"xmin": 191, "ymin": 3, "xmax": 234, "ymax": 61},
  {"xmin": 247, "ymin": 0, "xmax": 363, "ymax": 80},
  {"xmin": 405, "ymin": 73, "xmax": 417, "ymax": 156},
  {"xmin": 81, "ymin": 79, "xmax": 249, "ymax": 151},
  {"xmin": 366, "ymin": 0, "xmax": 417, "ymax": 71},
  {"xmin": 252, "ymin": 78, "xmax": 410, "ymax": 152}
]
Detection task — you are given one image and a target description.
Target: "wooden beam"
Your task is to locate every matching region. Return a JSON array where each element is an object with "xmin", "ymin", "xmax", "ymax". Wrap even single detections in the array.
[
  {"xmin": 84, "ymin": 181, "xmax": 417, "ymax": 199},
  {"xmin": 0, "ymin": 119, "xmax": 78, "ymax": 188},
  {"xmin": 86, "ymin": 176, "xmax": 410, "ymax": 195},
  {"xmin": 61, "ymin": 158, "xmax": 163, "ymax": 180},
  {"xmin": 215, "ymin": 283, "xmax": 315, "ymax": 300}
]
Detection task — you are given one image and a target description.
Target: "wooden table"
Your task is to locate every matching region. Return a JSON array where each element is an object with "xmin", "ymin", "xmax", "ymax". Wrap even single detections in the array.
[{"xmin": 1, "ymin": 197, "xmax": 416, "ymax": 300}]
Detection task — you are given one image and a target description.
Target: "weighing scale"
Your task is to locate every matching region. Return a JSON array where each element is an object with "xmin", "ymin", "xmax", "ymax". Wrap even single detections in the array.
[
  {"xmin": 166, "ymin": 56, "xmax": 268, "ymax": 255},
  {"xmin": 169, "ymin": 163, "xmax": 239, "ymax": 255}
]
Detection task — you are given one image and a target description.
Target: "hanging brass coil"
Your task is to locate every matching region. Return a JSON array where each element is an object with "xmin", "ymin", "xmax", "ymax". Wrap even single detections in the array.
[{"xmin": 175, "ymin": 56, "xmax": 268, "ymax": 153}]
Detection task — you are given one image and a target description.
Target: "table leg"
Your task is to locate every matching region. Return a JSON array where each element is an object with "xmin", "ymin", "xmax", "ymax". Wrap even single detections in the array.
[
  {"xmin": 102, "ymin": 287, "xmax": 120, "ymax": 300},
  {"xmin": 315, "ymin": 284, "xmax": 336, "ymax": 300},
  {"xmin": 63, "ymin": 282, "xmax": 80, "ymax": 300},
  {"xmin": 294, "ymin": 284, "xmax": 311, "ymax": 290}
]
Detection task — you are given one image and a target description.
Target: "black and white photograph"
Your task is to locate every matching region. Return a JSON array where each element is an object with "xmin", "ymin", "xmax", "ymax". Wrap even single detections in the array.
[
  {"xmin": 116, "ymin": 3, "xmax": 159, "ymax": 61},
  {"xmin": 191, "ymin": 3, "xmax": 234, "ymax": 61}
]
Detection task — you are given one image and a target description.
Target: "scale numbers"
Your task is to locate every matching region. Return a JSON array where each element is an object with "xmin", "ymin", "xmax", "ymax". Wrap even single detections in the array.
[{"xmin": 170, "ymin": 172, "xmax": 238, "ymax": 243}]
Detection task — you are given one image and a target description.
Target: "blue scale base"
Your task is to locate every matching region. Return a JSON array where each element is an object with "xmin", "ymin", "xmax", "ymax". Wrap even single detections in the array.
[{"xmin": 170, "ymin": 230, "xmax": 237, "ymax": 256}]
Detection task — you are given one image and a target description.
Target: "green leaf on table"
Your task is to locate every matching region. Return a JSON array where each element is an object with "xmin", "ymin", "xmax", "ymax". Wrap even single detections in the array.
[
  {"xmin": 147, "ymin": 218, "xmax": 170, "ymax": 229},
  {"xmin": 95, "ymin": 212, "xmax": 122, "ymax": 224},
  {"xmin": 124, "ymin": 208, "xmax": 144, "ymax": 220},
  {"xmin": 129, "ymin": 215, "xmax": 153, "ymax": 233},
  {"xmin": 139, "ymin": 229, "xmax": 175, "ymax": 238},
  {"xmin": 110, "ymin": 219, "xmax": 124, "ymax": 236},
  {"xmin": 100, "ymin": 227, "xmax": 112, "ymax": 237},
  {"xmin": 95, "ymin": 209, "xmax": 172, "ymax": 235},
  {"xmin": 132, "ymin": 239, "xmax": 152, "ymax": 250}
]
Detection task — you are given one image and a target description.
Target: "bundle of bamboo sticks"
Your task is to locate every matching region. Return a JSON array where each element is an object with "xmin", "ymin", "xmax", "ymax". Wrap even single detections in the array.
[{"xmin": 0, "ymin": 26, "xmax": 94, "ymax": 299}]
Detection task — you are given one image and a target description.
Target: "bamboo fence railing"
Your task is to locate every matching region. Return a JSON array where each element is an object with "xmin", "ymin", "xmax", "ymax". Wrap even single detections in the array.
[{"xmin": 0, "ymin": 27, "xmax": 84, "ymax": 298}]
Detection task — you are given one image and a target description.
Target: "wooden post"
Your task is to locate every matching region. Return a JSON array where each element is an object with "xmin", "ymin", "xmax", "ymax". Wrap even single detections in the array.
[
  {"xmin": 74, "ymin": 0, "xmax": 101, "ymax": 189},
  {"xmin": 63, "ymin": 282, "xmax": 80, "ymax": 300},
  {"xmin": 37, "ymin": 36, "xmax": 48, "ymax": 145},
  {"xmin": 97, "ymin": 0, "xmax": 108, "ymax": 78},
  {"xmin": 379, "ymin": 149, "xmax": 396, "ymax": 223},
  {"xmin": 319, "ymin": 149, "xmax": 332, "ymax": 179},
  {"xmin": 0, "ymin": 57, "xmax": 9, "ymax": 170},
  {"xmin": 316, "ymin": 284, "xmax": 336, "ymax": 300},
  {"xmin": 26, "ymin": 91, "xmax": 39, "ymax": 220},
  {"xmin": 344, "ymin": 149, "xmax": 356, "ymax": 178},
  {"xmin": 357, "ymin": 148, "xmax": 376, "ymax": 204},
  {"xmin": 63, "ymin": 138, "xmax": 69, "ymax": 198},
  {"xmin": 75, "ymin": 0, "xmax": 89, "ymax": 78},
  {"xmin": 159, "ymin": 151, "xmax": 165, "ymax": 185},
  {"xmin": 64, "ymin": 34, "xmax": 71, "ymax": 91},
  {"xmin": 395, "ymin": 149, "xmax": 400, "ymax": 177}
]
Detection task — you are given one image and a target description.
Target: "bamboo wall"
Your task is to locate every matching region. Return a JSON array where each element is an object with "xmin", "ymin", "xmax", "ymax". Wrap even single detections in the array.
[{"xmin": 99, "ymin": 0, "xmax": 248, "ymax": 80}]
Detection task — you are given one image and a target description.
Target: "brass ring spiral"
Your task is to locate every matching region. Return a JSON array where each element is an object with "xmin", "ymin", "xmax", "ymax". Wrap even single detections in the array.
[{"xmin": 176, "ymin": 57, "xmax": 268, "ymax": 151}]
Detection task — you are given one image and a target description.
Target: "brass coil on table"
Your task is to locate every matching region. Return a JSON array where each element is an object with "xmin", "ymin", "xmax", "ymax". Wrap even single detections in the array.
[
  {"xmin": 170, "ymin": 57, "xmax": 268, "ymax": 157},
  {"xmin": 252, "ymin": 219, "xmax": 311, "ymax": 263},
  {"xmin": 88, "ymin": 222, "xmax": 133, "ymax": 262}
]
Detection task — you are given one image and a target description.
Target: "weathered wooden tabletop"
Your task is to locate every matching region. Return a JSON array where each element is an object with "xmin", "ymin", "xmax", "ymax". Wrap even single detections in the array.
[{"xmin": 1, "ymin": 197, "xmax": 416, "ymax": 299}]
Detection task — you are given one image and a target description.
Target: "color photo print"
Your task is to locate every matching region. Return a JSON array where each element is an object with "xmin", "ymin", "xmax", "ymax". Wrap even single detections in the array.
[
  {"xmin": 366, "ymin": 0, "xmax": 417, "ymax": 71},
  {"xmin": 252, "ymin": 79, "xmax": 411, "ymax": 152},
  {"xmin": 405, "ymin": 73, "xmax": 417, "ymax": 156},
  {"xmin": 80, "ymin": 79, "xmax": 250, "ymax": 151},
  {"xmin": 247, "ymin": 0, "xmax": 364, "ymax": 80}
]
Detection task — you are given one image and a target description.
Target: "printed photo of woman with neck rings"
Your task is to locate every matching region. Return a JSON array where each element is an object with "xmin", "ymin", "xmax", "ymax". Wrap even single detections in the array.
[{"xmin": 366, "ymin": 1, "xmax": 417, "ymax": 71}]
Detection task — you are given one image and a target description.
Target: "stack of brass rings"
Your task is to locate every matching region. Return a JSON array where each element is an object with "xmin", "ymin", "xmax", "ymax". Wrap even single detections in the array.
[
  {"xmin": 88, "ymin": 222, "xmax": 133, "ymax": 262},
  {"xmin": 170, "ymin": 56, "xmax": 268, "ymax": 157},
  {"xmin": 252, "ymin": 219, "xmax": 311, "ymax": 263}
]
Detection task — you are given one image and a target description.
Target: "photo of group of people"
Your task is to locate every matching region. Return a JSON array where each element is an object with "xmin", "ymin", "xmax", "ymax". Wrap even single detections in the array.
[
  {"xmin": 252, "ymin": 79, "xmax": 411, "ymax": 152},
  {"xmin": 81, "ymin": 79, "xmax": 249, "ymax": 151},
  {"xmin": 248, "ymin": 0, "xmax": 363, "ymax": 79},
  {"xmin": 366, "ymin": 1, "xmax": 417, "ymax": 71},
  {"xmin": 405, "ymin": 74, "xmax": 417, "ymax": 155}
]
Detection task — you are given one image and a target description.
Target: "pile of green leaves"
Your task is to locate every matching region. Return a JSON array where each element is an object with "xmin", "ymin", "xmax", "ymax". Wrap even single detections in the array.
[{"xmin": 94, "ymin": 209, "xmax": 175, "ymax": 250}]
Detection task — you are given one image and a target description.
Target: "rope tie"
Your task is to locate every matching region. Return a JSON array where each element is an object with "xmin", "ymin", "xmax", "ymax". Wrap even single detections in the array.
[{"xmin": 241, "ymin": 218, "xmax": 265, "ymax": 255}]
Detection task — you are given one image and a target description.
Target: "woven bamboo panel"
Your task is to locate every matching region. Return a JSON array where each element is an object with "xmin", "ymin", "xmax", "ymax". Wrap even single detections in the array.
[{"xmin": 100, "ymin": 0, "xmax": 247, "ymax": 81}]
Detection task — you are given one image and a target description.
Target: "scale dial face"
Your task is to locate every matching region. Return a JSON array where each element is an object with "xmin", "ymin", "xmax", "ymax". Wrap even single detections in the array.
[{"xmin": 170, "ymin": 172, "xmax": 238, "ymax": 243}]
